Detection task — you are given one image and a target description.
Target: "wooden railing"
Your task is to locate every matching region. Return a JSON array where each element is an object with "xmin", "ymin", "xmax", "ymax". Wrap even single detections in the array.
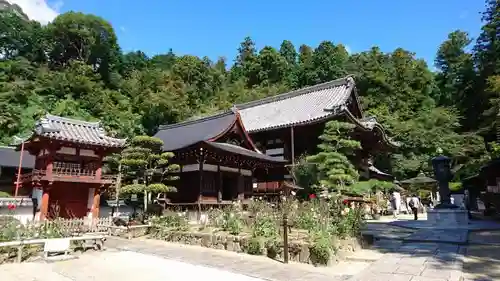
[
  {"xmin": 53, "ymin": 166, "xmax": 96, "ymax": 177},
  {"xmin": 17, "ymin": 169, "xmax": 117, "ymax": 183},
  {"xmin": 43, "ymin": 217, "xmax": 113, "ymax": 234}
]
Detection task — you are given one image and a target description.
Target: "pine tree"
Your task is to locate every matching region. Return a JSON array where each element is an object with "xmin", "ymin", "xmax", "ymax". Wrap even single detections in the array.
[
  {"xmin": 306, "ymin": 121, "xmax": 361, "ymax": 193},
  {"xmin": 120, "ymin": 136, "xmax": 179, "ymax": 211}
]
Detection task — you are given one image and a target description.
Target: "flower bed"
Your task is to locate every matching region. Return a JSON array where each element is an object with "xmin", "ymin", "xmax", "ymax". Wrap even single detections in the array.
[
  {"xmin": 148, "ymin": 197, "xmax": 366, "ymax": 266},
  {"xmin": 148, "ymin": 228, "xmax": 362, "ymax": 265}
]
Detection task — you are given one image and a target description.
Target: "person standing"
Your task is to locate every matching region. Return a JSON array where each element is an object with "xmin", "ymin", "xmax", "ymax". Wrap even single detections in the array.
[
  {"xmin": 408, "ymin": 195, "xmax": 420, "ymax": 220},
  {"xmin": 464, "ymin": 189, "xmax": 472, "ymax": 219}
]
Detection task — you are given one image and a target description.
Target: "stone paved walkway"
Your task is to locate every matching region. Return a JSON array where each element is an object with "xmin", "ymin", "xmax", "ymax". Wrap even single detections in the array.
[
  {"xmin": 106, "ymin": 237, "xmax": 361, "ymax": 281},
  {"xmin": 404, "ymin": 229, "xmax": 468, "ymax": 244},
  {"xmin": 462, "ymin": 245, "xmax": 500, "ymax": 281},
  {"xmin": 468, "ymin": 230, "xmax": 500, "ymax": 245},
  {"xmin": 390, "ymin": 219, "xmax": 500, "ymax": 231},
  {"xmin": 0, "ymin": 250, "xmax": 268, "ymax": 281},
  {"xmin": 349, "ymin": 242, "xmax": 465, "ymax": 281}
]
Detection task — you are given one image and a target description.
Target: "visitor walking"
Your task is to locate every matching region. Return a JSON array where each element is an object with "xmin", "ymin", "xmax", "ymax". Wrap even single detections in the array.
[
  {"xmin": 391, "ymin": 190, "xmax": 401, "ymax": 219},
  {"xmin": 408, "ymin": 195, "xmax": 420, "ymax": 220}
]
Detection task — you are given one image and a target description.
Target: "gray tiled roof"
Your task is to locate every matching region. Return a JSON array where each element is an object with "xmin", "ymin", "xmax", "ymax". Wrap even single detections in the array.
[
  {"xmin": 236, "ymin": 76, "xmax": 355, "ymax": 133},
  {"xmin": 155, "ymin": 111, "xmax": 236, "ymax": 151},
  {"xmin": 33, "ymin": 114, "xmax": 126, "ymax": 148},
  {"xmin": 0, "ymin": 146, "xmax": 34, "ymax": 168}
]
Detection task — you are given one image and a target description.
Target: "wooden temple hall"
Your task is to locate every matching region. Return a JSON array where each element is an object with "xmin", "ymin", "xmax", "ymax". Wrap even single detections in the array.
[
  {"xmin": 155, "ymin": 76, "xmax": 398, "ymax": 203},
  {"xmin": 15, "ymin": 114, "xmax": 126, "ymax": 220},
  {"xmin": 154, "ymin": 110, "xmax": 288, "ymax": 205}
]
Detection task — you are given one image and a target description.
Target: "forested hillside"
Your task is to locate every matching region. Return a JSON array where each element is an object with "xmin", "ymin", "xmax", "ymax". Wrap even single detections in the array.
[{"xmin": 0, "ymin": 1, "xmax": 499, "ymax": 180}]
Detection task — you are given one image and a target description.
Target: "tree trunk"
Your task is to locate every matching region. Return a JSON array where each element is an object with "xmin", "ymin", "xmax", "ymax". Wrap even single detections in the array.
[{"xmin": 144, "ymin": 190, "xmax": 148, "ymax": 212}]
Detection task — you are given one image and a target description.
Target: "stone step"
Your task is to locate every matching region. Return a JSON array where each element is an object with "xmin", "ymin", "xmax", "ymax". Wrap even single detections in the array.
[
  {"xmin": 344, "ymin": 249, "xmax": 384, "ymax": 262},
  {"xmin": 371, "ymin": 238, "xmax": 403, "ymax": 252}
]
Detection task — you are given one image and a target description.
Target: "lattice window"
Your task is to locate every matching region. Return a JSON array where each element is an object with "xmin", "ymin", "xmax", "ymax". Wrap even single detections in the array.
[{"xmin": 53, "ymin": 162, "xmax": 81, "ymax": 174}]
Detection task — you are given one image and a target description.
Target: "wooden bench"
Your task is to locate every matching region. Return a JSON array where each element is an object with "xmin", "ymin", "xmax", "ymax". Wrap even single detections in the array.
[{"xmin": 0, "ymin": 235, "xmax": 106, "ymax": 262}]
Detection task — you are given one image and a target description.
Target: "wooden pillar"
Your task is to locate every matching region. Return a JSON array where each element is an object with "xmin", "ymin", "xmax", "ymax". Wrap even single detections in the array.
[
  {"xmin": 217, "ymin": 165, "xmax": 222, "ymax": 202},
  {"xmin": 46, "ymin": 149, "xmax": 55, "ymax": 178},
  {"xmin": 39, "ymin": 184, "xmax": 50, "ymax": 220},
  {"xmin": 95, "ymin": 155, "xmax": 103, "ymax": 180},
  {"xmin": 291, "ymin": 126, "xmax": 295, "ymax": 165},
  {"xmin": 92, "ymin": 186, "xmax": 101, "ymax": 219},
  {"xmin": 198, "ymin": 148, "xmax": 204, "ymax": 217},
  {"xmin": 237, "ymin": 168, "xmax": 244, "ymax": 200}
]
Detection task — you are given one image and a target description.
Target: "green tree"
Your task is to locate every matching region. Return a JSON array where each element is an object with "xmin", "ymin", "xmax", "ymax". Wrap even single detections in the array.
[
  {"xmin": 434, "ymin": 30, "xmax": 476, "ymax": 130},
  {"xmin": 307, "ymin": 121, "xmax": 361, "ymax": 193},
  {"xmin": 230, "ymin": 36, "xmax": 258, "ymax": 83},
  {"xmin": 119, "ymin": 51, "xmax": 149, "ymax": 77},
  {"xmin": 279, "ymin": 40, "xmax": 298, "ymax": 86},
  {"xmin": 297, "ymin": 44, "xmax": 317, "ymax": 87},
  {"xmin": 473, "ymin": 0, "xmax": 500, "ymax": 142},
  {"xmin": 0, "ymin": 10, "xmax": 46, "ymax": 62},
  {"xmin": 46, "ymin": 12, "xmax": 121, "ymax": 82},
  {"xmin": 120, "ymin": 136, "xmax": 179, "ymax": 212},
  {"xmin": 255, "ymin": 46, "xmax": 288, "ymax": 85},
  {"xmin": 150, "ymin": 49, "xmax": 176, "ymax": 70},
  {"xmin": 313, "ymin": 41, "xmax": 349, "ymax": 83}
]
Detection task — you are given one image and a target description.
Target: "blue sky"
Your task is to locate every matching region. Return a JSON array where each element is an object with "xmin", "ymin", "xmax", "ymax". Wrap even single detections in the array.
[{"xmin": 48, "ymin": 1, "xmax": 486, "ymax": 67}]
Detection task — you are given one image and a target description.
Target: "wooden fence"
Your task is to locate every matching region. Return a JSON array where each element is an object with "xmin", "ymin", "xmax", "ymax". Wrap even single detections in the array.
[{"xmin": 43, "ymin": 217, "xmax": 113, "ymax": 234}]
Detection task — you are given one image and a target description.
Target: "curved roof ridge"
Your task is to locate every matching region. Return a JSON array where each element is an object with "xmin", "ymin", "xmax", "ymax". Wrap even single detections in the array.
[
  {"xmin": 158, "ymin": 110, "xmax": 233, "ymax": 130},
  {"xmin": 44, "ymin": 114, "xmax": 101, "ymax": 128},
  {"xmin": 235, "ymin": 75, "xmax": 354, "ymax": 110}
]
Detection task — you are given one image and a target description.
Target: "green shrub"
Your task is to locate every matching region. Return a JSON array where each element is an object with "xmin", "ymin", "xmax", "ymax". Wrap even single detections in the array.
[
  {"xmin": 221, "ymin": 210, "xmax": 243, "ymax": 235},
  {"xmin": 294, "ymin": 201, "xmax": 320, "ymax": 231},
  {"xmin": 0, "ymin": 218, "xmax": 76, "ymax": 263},
  {"xmin": 207, "ymin": 208, "xmax": 225, "ymax": 228},
  {"xmin": 0, "ymin": 191, "xmax": 11, "ymax": 197},
  {"xmin": 265, "ymin": 237, "xmax": 281, "ymax": 259},
  {"xmin": 246, "ymin": 236, "xmax": 264, "ymax": 255},
  {"xmin": 251, "ymin": 213, "xmax": 278, "ymax": 238},
  {"xmin": 149, "ymin": 212, "xmax": 188, "ymax": 231},
  {"xmin": 309, "ymin": 231, "xmax": 334, "ymax": 266}
]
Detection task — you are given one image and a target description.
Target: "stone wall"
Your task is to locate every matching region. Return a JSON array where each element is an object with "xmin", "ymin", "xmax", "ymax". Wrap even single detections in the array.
[
  {"xmin": 108, "ymin": 225, "xmax": 150, "ymax": 239},
  {"xmin": 148, "ymin": 228, "xmax": 363, "ymax": 266}
]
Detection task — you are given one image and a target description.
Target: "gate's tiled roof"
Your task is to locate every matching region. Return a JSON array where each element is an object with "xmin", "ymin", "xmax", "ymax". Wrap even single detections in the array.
[{"xmin": 32, "ymin": 114, "xmax": 126, "ymax": 148}]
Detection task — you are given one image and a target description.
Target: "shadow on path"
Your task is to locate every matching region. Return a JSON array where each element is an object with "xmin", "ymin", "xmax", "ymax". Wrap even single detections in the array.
[{"xmin": 360, "ymin": 219, "xmax": 500, "ymax": 281}]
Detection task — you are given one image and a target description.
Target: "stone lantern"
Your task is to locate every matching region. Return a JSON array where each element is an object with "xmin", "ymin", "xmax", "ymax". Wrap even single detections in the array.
[
  {"xmin": 431, "ymin": 155, "xmax": 456, "ymax": 208},
  {"xmin": 426, "ymin": 152, "xmax": 468, "ymax": 227}
]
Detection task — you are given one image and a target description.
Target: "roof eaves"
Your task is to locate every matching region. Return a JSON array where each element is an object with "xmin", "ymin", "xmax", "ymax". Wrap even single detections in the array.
[
  {"xmin": 45, "ymin": 114, "xmax": 101, "ymax": 128},
  {"xmin": 336, "ymin": 107, "xmax": 401, "ymax": 148},
  {"xmin": 158, "ymin": 110, "xmax": 233, "ymax": 131}
]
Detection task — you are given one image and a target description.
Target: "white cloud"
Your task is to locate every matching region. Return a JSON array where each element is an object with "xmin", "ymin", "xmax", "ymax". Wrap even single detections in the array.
[
  {"xmin": 119, "ymin": 26, "xmax": 126, "ymax": 32},
  {"xmin": 459, "ymin": 11, "xmax": 469, "ymax": 19},
  {"xmin": 6, "ymin": 0, "xmax": 61, "ymax": 25}
]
